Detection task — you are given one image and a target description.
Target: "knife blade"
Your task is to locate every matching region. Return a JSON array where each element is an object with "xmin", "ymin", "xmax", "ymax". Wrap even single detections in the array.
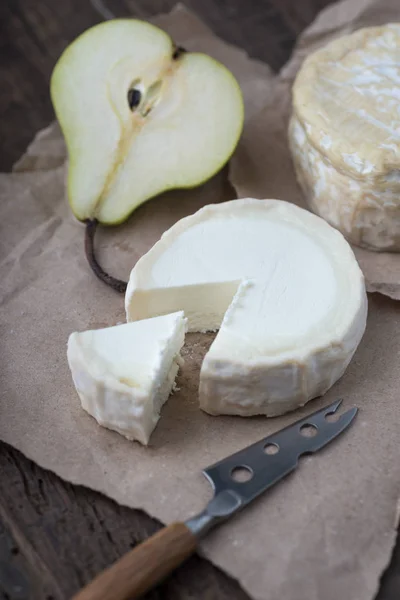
[
  {"xmin": 72, "ymin": 399, "xmax": 357, "ymax": 600},
  {"xmin": 185, "ymin": 399, "xmax": 357, "ymax": 536}
]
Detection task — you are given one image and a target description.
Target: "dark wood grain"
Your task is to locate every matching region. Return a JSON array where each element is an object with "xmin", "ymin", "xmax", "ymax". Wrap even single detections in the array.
[
  {"xmin": 0, "ymin": 443, "xmax": 249, "ymax": 600},
  {"xmin": 73, "ymin": 523, "xmax": 197, "ymax": 600},
  {"xmin": 1, "ymin": 1, "xmax": 399, "ymax": 599}
]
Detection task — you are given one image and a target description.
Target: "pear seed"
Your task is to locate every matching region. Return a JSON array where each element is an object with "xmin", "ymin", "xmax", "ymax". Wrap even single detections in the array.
[{"xmin": 128, "ymin": 88, "xmax": 141, "ymax": 110}]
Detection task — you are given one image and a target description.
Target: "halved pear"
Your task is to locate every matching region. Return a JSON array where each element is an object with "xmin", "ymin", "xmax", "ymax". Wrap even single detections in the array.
[{"xmin": 50, "ymin": 19, "xmax": 244, "ymax": 225}]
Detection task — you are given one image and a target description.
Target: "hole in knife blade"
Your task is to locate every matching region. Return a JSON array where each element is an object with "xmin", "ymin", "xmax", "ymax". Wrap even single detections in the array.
[
  {"xmin": 263, "ymin": 442, "xmax": 279, "ymax": 455},
  {"xmin": 230, "ymin": 465, "xmax": 253, "ymax": 483},
  {"xmin": 325, "ymin": 412, "xmax": 339, "ymax": 423},
  {"xmin": 300, "ymin": 424, "xmax": 318, "ymax": 438}
]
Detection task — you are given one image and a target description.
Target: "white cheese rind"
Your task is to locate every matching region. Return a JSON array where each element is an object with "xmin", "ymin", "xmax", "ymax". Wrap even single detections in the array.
[
  {"xmin": 290, "ymin": 24, "xmax": 400, "ymax": 251},
  {"xmin": 199, "ymin": 303, "xmax": 365, "ymax": 416},
  {"xmin": 289, "ymin": 115, "xmax": 400, "ymax": 250},
  {"xmin": 67, "ymin": 312, "xmax": 186, "ymax": 444},
  {"xmin": 126, "ymin": 198, "xmax": 367, "ymax": 417}
]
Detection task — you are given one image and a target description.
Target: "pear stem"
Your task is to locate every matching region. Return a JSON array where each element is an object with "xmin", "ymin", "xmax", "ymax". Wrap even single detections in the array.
[
  {"xmin": 84, "ymin": 219, "xmax": 128, "ymax": 293},
  {"xmin": 173, "ymin": 46, "xmax": 186, "ymax": 60}
]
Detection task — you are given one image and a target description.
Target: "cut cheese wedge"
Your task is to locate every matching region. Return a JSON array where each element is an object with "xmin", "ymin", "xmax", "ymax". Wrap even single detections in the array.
[
  {"xmin": 67, "ymin": 312, "xmax": 186, "ymax": 444},
  {"xmin": 126, "ymin": 199, "xmax": 367, "ymax": 417}
]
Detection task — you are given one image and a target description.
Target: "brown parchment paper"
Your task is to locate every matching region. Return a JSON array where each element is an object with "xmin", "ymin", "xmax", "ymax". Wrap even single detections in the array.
[
  {"xmin": 2, "ymin": 4, "xmax": 400, "ymax": 600},
  {"xmin": 229, "ymin": 0, "xmax": 400, "ymax": 300}
]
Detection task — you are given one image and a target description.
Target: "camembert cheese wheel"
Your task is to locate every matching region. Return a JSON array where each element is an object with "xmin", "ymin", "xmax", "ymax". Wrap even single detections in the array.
[
  {"xmin": 126, "ymin": 199, "xmax": 367, "ymax": 418},
  {"xmin": 290, "ymin": 24, "xmax": 400, "ymax": 251}
]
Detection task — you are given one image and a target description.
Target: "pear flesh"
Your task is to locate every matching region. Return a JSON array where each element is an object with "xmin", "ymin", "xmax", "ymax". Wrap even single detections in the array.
[{"xmin": 51, "ymin": 19, "xmax": 244, "ymax": 225}]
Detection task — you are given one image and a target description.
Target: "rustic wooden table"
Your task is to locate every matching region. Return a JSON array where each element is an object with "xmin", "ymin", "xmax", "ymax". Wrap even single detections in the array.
[{"xmin": 1, "ymin": 1, "xmax": 400, "ymax": 598}]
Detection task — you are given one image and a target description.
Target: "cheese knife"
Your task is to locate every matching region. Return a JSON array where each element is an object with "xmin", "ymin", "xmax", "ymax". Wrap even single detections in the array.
[{"xmin": 73, "ymin": 399, "xmax": 357, "ymax": 600}]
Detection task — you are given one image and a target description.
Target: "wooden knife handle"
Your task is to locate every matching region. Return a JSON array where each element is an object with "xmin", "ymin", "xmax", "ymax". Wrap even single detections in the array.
[{"xmin": 72, "ymin": 522, "xmax": 197, "ymax": 600}]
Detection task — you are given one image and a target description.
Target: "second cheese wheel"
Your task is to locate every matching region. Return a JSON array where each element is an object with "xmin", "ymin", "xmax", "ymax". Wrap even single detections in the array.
[{"xmin": 290, "ymin": 24, "xmax": 400, "ymax": 251}]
